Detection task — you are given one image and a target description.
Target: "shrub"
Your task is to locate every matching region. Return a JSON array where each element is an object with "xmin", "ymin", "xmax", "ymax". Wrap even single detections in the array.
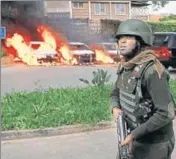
[
  {"xmin": 147, "ymin": 21, "xmax": 176, "ymax": 32},
  {"xmin": 100, "ymin": 19, "xmax": 176, "ymax": 38},
  {"xmin": 79, "ymin": 69, "xmax": 111, "ymax": 87}
]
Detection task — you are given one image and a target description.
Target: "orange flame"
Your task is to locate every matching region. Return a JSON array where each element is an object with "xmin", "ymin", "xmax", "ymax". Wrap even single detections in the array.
[
  {"xmin": 59, "ymin": 45, "xmax": 75, "ymax": 64},
  {"xmin": 37, "ymin": 25, "xmax": 57, "ymax": 49},
  {"xmin": 92, "ymin": 46, "xmax": 114, "ymax": 64},
  {"xmin": 5, "ymin": 33, "xmax": 39, "ymax": 66},
  {"xmin": 37, "ymin": 25, "xmax": 77, "ymax": 65}
]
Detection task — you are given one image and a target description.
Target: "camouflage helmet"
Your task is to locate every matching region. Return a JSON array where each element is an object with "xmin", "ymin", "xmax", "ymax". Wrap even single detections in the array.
[{"xmin": 115, "ymin": 19, "xmax": 153, "ymax": 46}]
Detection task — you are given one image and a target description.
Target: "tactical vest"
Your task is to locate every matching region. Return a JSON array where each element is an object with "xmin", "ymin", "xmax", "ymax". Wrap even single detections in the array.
[{"xmin": 116, "ymin": 61, "xmax": 154, "ymax": 130}]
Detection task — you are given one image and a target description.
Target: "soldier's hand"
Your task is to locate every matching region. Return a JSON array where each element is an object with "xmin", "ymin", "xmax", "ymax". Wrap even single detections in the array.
[
  {"xmin": 121, "ymin": 134, "xmax": 133, "ymax": 146},
  {"xmin": 112, "ymin": 107, "xmax": 122, "ymax": 122}
]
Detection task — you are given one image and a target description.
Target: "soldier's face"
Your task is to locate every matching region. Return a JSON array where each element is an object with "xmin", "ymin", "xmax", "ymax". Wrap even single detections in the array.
[{"xmin": 118, "ymin": 36, "xmax": 136, "ymax": 56}]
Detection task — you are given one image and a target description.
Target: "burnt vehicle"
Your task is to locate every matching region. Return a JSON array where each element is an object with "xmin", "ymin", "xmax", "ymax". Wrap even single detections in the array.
[
  {"xmin": 29, "ymin": 41, "xmax": 58, "ymax": 63},
  {"xmin": 152, "ymin": 32, "xmax": 176, "ymax": 68},
  {"xmin": 98, "ymin": 42, "xmax": 122, "ymax": 62},
  {"xmin": 69, "ymin": 42, "xmax": 96, "ymax": 63}
]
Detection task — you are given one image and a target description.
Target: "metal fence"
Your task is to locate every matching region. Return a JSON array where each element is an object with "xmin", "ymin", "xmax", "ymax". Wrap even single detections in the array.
[
  {"xmin": 131, "ymin": 6, "xmax": 149, "ymax": 21},
  {"xmin": 47, "ymin": 12, "xmax": 70, "ymax": 19},
  {"xmin": 46, "ymin": 17, "xmax": 107, "ymax": 43}
]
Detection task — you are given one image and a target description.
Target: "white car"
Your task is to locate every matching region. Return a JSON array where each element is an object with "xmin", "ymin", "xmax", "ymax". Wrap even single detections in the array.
[
  {"xmin": 29, "ymin": 41, "xmax": 58, "ymax": 62},
  {"xmin": 98, "ymin": 42, "xmax": 122, "ymax": 62},
  {"xmin": 69, "ymin": 42, "xmax": 96, "ymax": 63},
  {"xmin": 99, "ymin": 42, "xmax": 118, "ymax": 55}
]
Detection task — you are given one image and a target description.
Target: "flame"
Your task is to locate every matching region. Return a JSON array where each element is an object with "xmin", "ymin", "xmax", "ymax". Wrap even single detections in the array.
[
  {"xmin": 5, "ymin": 33, "xmax": 39, "ymax": 66},
  {"xmin": 92, "ymin": 46, "xmax": 114, "ymax": 64},
  {"xmin": 32, "ymin": 42, "xmax": 56, "ymax": 54},
  {"xmin": 3, "ymin": 24, "xmax": 117, "ymax": 66},
  {"xmin": 37, "ymin": 25, "xmax": 57, "ymax": 49},
  {"xmin": 59, "ymin": 45, "xmax": 78, "ymax": 65},
  {"xmin": 37, "ymin": 25, "xmax": 77, "ymax": 65}
]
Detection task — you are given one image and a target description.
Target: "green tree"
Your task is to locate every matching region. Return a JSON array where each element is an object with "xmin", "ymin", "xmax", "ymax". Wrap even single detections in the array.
[
  {"xmin": 150, "ymin": 0, "xmax": 169, "ymax": 11},
  {"xmin": 132, "ymin": 1, "xmax": 169, "ymax": 11}
]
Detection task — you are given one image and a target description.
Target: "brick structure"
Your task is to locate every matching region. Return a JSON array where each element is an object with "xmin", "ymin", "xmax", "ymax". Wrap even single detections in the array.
[{"xmin": 44, "ymin": 0, "xmax": 149, "ymax": 21}]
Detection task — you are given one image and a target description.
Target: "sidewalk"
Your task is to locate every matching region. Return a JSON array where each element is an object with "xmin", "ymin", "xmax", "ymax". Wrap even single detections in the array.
[{"xmin": 2, "ymin": 128, "xmax": 176, "ymax": 159}]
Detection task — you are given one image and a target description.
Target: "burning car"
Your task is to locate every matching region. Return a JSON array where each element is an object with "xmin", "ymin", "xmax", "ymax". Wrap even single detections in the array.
[
  {"xmin": 98, "ymin": 42, "xmax": 122, "ymax": 62},
  {"xmin": 69, "ymin": 42, "xmax": 95, "ymax": 63},
  {"xmin": 3, "ymin": 23, "xmax": 122, "ymax": 66},
  {"xmin": 29, "ymin": 41, "xmax": 58, "ymax": 64},
  {"xmin": 89, "ymin": 42, "xmax": 119, "ymax": 64}
]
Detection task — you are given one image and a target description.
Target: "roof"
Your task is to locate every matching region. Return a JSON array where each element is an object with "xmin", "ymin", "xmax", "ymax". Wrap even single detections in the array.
[
  {"xmin": 131, "ymin": 1, "xmax": 151, "ymax": 7},
  {"xmin": 69, "ymin": 42, "xmax": 86, "ymax": 45},
  {"xmin": 30, "ymin": 41, "xmax": 48, "ymax": 44},
  {"xmin": 149, "ymin": 15, "xmax": 164, "ymax": 21}
]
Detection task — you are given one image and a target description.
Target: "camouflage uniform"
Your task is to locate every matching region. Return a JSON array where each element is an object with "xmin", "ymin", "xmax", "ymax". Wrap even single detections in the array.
[{"xmin": 110, "ymin": 19, "xmax": 175, "ymax": 159}]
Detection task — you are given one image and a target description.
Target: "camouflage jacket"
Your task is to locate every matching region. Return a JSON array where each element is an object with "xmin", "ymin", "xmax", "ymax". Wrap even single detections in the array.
[{"xmin": 110, "ymin": 62, "xmax": 175, "ymax": 142}]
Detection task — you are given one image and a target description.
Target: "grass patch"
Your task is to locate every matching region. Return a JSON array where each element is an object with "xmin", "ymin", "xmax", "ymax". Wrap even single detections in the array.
[
  {"xmin": 1, "ymin": 80, "xmax": 176, "ymax": 131},
  {"xmin": 1, "ymin": 85, "xmax": 113, "ymax": 130}
]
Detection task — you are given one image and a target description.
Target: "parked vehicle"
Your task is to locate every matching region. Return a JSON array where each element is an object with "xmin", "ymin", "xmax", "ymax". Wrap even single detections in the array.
[
  {"xmin": 29, "ymin": 41, "xmax": 58, "ymax": 63},
  {"xmin": 152, "ymin": 32, "xmax": 176, "ymax": 68},
  {"xmin": 69, "ymin": 42, "xmax": 96, "ymax": 63},
  {"xmin": 95, "ymin": 42, "xmax": 122, "ymax": 62},
  {"xmin": 100, "ymin": 42, "xmax": 121, "ymax": 60}
]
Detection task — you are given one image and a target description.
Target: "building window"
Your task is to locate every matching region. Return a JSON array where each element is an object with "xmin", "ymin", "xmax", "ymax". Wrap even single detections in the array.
[
  {"xmin": 73, "ymin": 2, "xmax": 83, "ymax": 9},
  {"xmin": 95, "ymin": 3, "xmax": 106, "ymax": 15},
  {"xmin": 115, "ymin": 4, "xmax": 125, "ymax": 15}
]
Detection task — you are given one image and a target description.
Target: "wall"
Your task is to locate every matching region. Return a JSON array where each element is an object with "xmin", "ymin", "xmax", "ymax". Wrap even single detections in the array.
[
  {"xmin": 72, "ymin": 2, "xmax": 89, "ymax": 19},
  {"xmin": 90, "ymin": 2, "xmax": 110, "ymax": 20},
  {"xmin": 44, "ymin": 1, "xmax": 70, "ymax": 13},
  {"xmin": 111, "ymin": 2, "xmax": 129, "ymax": 20}
]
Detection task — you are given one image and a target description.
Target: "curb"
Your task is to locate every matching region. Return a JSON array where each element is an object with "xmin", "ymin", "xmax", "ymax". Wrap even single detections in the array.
[
  {"xmin": 1, "ymin": 121, "xmax": 116, "ymax": 141},
  {"xmin": 1, "ymin": 55, "xmax": 14, "ymax": 67},
  {"xmin": 1, "ymin": 64, "xmax": 15, "ymax": 68}
]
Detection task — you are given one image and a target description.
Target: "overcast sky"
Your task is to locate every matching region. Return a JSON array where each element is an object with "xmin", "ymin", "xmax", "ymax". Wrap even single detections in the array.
[{"xmin": 148, "ymin": 1, "xmax": 176, "ymax": 14}]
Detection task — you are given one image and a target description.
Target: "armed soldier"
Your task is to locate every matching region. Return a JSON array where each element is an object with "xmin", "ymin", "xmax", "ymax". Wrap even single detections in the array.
[{"xmin": 110, "ymin": 19, "xmax": 175, "ymax": 159}]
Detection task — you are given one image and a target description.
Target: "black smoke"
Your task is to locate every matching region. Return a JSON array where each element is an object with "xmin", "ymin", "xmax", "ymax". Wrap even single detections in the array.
[
  {"xmin": 1, "ymin": 1, "xmax": 115, "ymax": 45},
  {"xmin": 1, "ymin": 0, "xmax": 45, "ymax": 40}
]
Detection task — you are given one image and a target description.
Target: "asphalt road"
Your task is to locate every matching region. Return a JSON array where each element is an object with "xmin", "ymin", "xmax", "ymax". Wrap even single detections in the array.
[
  {"xmin": 1, "ymin": 64, "xmax": 176, "ymax": 96},
  {"xmin": 2, "ymin": 120, "xmax": 176, "ymax": 159}
]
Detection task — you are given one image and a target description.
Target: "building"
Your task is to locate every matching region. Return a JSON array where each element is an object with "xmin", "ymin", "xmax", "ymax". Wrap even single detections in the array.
[{"xmin": 44, "ymin": 0, "xmax": 150, "ymax": 21}]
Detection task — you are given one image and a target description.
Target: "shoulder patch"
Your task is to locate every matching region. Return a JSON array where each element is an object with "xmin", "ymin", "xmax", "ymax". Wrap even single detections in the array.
[
  {"xmin": 132, "ymin": 70, "xmax": 137, "ymax": 76},
  {"xmin": 130, "ymin": 64, "xmax": 143, "ymax": 77}
]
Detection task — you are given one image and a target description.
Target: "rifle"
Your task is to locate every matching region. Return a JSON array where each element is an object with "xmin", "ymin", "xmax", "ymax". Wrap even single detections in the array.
[{"xmin": 116, "ymin": 112, "xmax": 130, "ymax": 159}]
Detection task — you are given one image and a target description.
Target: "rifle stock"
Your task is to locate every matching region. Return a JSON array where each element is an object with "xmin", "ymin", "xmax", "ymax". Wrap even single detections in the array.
[{"xmin": 116, "ymin": 112, "xmax": 130, "ymax": 159}]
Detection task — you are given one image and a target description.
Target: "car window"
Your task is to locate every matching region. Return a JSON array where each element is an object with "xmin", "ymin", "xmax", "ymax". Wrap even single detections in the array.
[
  {"xmin": 153, "ymin": 34, "xmax": 170, "ymax": 47},
  {"xmin": 30, "ymin": 43, "xmax": 40, "ymax": 49},
  {"xmin": 70, "ymin": 44, "xmax": 91, "ymax": 50},
  {"xmin": 30, "ymin": 43, "xmax": 54, "ymax": 50}
]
